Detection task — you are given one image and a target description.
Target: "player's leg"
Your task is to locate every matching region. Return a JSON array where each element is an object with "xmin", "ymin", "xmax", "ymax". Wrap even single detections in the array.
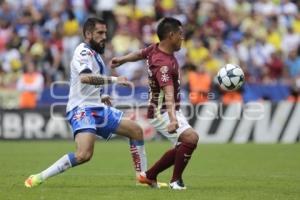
[
  {"xmin": 74, "ymin": 132, "xmax": 97, "ymax": 164},
  {"xmin": 40, "ymin": 132, "xmax": 96, "ymax": 179},
  {"xmin": 24, "ymin": 132, "xmax": 96, "ymax": 188},
  {"xmin": 92, "ymin": 106, "xmax": 148, "ymax": 183},
  {"xmin": 169, "ymin": 127, "xmax": 198, "ymax": 190},
  {"xmin": 140, "ymin": 146, "xmax": 177, "ymax": 185},
  {"xmin": 25, "ymin": 107, "xmax": 97, "ymax": 188},
  {"xmin": 114, "ymin": 118, "xmax": 147, "ymax": 178},
  {"xmin": 142, "ymin": 116, "xmax": 177, "ymax": 182},
  {"xmin": 143, "ymin": 110, "xmax": 199, "ymax": 189}
]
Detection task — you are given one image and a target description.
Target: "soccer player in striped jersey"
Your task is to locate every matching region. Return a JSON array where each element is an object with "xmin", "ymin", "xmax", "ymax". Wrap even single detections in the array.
[{"xmin": 24, "ymin": 18, "xmax": 148, "ymax": 188}]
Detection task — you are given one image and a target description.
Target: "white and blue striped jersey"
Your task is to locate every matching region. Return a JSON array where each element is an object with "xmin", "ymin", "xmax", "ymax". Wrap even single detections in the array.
[{"xmin": 66, "ymin": 43, "xmax": 106, "ymax": 112}]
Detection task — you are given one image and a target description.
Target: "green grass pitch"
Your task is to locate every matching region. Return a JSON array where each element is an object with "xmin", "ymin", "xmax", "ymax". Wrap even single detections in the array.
[{"xmin": 0, "ymin": 141, "xmax": 299, "ymax": 200}]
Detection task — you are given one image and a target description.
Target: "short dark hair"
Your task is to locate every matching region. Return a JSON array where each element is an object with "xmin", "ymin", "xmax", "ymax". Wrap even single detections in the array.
[
  {"xmin": 157, "ymin": 17, "xmax": 182, "ymax": 41},
  {"xmin": 83, "ymin": 17, "xmax": 106, "ymax": 38}
]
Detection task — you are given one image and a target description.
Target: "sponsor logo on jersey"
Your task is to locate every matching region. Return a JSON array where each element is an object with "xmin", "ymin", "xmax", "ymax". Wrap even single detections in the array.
[
  {"xmin": 161, "ymin": 73, "xmax": 169, "ymax": 82},
  {"xmin": 80, "ymin": 50, "xmax": 87, "ymax": 56},
  {"xmin": 80, "ymin": 49, "xmax": 94, "ymax": 57}
]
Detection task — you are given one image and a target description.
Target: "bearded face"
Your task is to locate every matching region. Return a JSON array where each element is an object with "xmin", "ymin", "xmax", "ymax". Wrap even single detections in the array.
[
  {"xmin": 90, "ymin": 37, "xmax": 105, "ymax": 54},
  {"xmin": 87, "ymin": 23, "xmax": 107, "ymax": 54}
]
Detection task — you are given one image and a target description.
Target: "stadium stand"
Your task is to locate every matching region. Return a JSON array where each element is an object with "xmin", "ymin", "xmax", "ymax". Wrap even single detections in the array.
[{"xmin": 0, "ymin": 0, "xmax": 299, "ymax": 109}]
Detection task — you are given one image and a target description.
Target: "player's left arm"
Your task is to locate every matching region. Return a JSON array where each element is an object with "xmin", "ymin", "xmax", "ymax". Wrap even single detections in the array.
[
  {"xmin": 163, "ymin": 84, "xmax": 179, "ymax": 133},
  {"xmin": 156, "ymin": 64, "xmax": 179, "ymax": 133}
]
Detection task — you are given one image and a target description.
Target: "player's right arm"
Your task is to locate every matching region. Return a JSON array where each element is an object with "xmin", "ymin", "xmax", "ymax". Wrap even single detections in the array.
[
  {"xmin": 110, "ymin": 44, "xmax": 155, "ymax": 68},
  {"xmin": 74, "ymin": 46, "xmax": 131, "ymax": 87},
  {"xmin": 80, "ymin": 72, "xmax": 130, "ymax": 86},
  {"xmin": 110, "ymin": 50, "xmax": 144, "ymax": 68}
]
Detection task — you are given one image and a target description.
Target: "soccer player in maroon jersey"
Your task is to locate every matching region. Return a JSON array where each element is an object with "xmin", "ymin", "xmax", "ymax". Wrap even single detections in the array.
[{"xmin": 110, "ymin": 17, "xmax": 199, "ymax": 190}]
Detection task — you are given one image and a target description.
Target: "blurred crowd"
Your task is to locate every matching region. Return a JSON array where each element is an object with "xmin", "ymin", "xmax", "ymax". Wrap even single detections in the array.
[{"xmin": 0, "ymin": 0, "xmax": 300, "ymax": 108}]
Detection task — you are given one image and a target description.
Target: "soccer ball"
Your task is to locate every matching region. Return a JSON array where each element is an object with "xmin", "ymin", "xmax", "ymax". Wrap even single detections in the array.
[{"xmin": 217, "ymin": 64, "xmax": 244, "ymax": 91}]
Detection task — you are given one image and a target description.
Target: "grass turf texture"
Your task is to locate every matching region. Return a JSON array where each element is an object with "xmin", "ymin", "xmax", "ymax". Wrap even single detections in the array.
[{"xmin": 0, "ymin": 141, "xmax": 299, "ymax": 200}]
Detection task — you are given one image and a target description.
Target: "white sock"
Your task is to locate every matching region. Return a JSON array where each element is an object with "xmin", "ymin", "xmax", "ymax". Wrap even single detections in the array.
[
  {"xmin": 40, "ymin": 153, "xmax": 77, "ymax": 180},
  {"xmin": 130, "ymin": 140, "xmax": 147, "ymax": 177},
  {"xmin": 137, "ymin": 144, "xmax": 147, "ymax": 172}
]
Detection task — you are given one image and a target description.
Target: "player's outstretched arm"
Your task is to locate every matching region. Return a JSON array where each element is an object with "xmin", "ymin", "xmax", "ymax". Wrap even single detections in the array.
[
  {"xmin": 80, "ymin": 74, "xmax": 131, "ymax": 87},
  {"xmin": 110, "ymin": 50, "xmax": 144, "ymax": 68}
]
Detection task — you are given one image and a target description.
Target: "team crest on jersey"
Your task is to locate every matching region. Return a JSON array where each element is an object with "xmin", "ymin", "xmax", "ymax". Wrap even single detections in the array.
[
  {"xmin": 160, "ymin": 66, "xmax": 168, "ymax": 74},
  {"xmin": 161, "ymin": 73, "xmax": 169, "ymax": 82}
]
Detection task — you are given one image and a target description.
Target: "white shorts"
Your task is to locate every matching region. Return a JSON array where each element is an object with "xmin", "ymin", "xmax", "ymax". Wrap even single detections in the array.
[{"xmin": 149, "ymin": 109, "xmax": 191, "ymax": 144}]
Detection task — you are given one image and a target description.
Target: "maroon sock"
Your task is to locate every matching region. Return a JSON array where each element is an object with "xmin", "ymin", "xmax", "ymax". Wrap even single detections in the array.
[
  {"xmin": 146, "ymin": 147, "xmax": 177, "ymax": 180},
  {"xmin": 171, "ymin": 142, "xmax": 197, "ymax": 182}
]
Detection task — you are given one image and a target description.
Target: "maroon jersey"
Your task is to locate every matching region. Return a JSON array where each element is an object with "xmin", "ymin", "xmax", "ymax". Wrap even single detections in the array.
[{"xmin": 141, "ymin": 43, "xmax": 181, "ymax": 118}]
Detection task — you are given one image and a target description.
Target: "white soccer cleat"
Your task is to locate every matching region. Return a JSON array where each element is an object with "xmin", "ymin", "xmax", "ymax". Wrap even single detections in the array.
[{"xmin": 169, "ymin": 179, "xmax": 187, "ymax": 190}]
